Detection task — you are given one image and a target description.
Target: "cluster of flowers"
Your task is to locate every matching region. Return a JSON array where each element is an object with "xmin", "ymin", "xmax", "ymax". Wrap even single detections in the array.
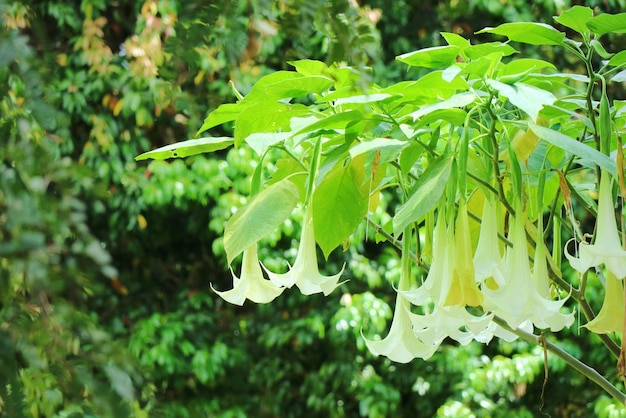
[{"xmin": 211, "ymin": 170, "xmax": 625, "ymax": 363}]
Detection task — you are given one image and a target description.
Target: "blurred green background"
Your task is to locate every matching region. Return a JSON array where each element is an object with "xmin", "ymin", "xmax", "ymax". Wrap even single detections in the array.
[{"xmin": 1, "ymin": 0, "xmax": 626, "ymax": 416}]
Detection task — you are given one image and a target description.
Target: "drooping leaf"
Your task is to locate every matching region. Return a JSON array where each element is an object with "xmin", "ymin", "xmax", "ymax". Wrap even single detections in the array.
[
  {"xmin": 135, "ymin": 137, "xmax": 234, "ymax": 161},
  {"xmin": 396, "ymin": 45, "xmax": 461, "ymax": 69},
  {"xmin": 613, "ymin": 69, "xmax": 626, "ymax": 83},
  {"xmin": 224, "ymin": 179, "xmax": 300, "ymax": 265},
  {"xmin": 393, "ymin": 156, "xmax": 453, "ymax": 236},
  {"xmin": 586, "ymin": 12, "xmax": 626, "ymax": 37},
  {"xmin": 476, "ymin": 23, "xmax": 565, "ymax": 46},
  {"xmin": 529, "ymin": 123, "xmax": 617, "ymax": 177},
  {"xmin": 313, "ymin": 163, "xmax": 368, "ymax": 258},
  {"xmin": 554, "ymin": 5, "xmax": 593, "ymax": 37}
]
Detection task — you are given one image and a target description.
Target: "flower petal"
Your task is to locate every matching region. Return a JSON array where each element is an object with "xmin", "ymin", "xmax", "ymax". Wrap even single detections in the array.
[{"xmin": 212, "ymin": 245, "xmax": 284, "ymax": 305}]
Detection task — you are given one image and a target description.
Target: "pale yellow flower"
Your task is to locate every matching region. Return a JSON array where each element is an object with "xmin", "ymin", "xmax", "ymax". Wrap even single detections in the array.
[
  {"xmin": 211, "ymin": 244, "xmax": 285, "ymax": 306},
  {"xmin": 263, "ymin": 204, "xmax": 345, "ymax": 296},
  {"xmin": 565, "ymin": 172, "xmax": 626, "ymax": 279},
  {"xmin": 584, "ymin": 271, "xmax": 625, "ymax": 334},
  {"xmin": 483, "ymin": 214, "xmax": 574, "ymax": 331}
]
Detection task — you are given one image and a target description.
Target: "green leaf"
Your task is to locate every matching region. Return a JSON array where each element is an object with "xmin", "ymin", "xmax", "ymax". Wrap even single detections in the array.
[
  {"xmin": 349, "ymin": 138, "xmax": 407, "ymax": 161},
  {"xmin": 608, "ymin": 50, "xmax": 626, "ymax": 67},
  {"xmin": 313, "ymin": 163, "xmax": 368, "ymax": 258},
  {"xmin": 487, "ymin": 80, "xmax": 556, "ymax": 120},
  {"xmin": 393, "ymin": 156, "xmax": 453, "ymax": 236},
  {"xmin": 197, "ymin": 103, "xmax": 245, "ymax": 135},
  {"xmin": 554, "ymin": 5, "xmax": 593, "ymax": 37},
  {"xmin": 224, "ymin": 179, "xmax": 300, "ymax": 265},
  {"xmin": 415, "ymin": 108, "xmax": 468, "ymax": 129},
  {"xmin": 476, "ymin": 23, "xmax": 565, "ymax": 46},
  {"xmin": 529, "ymin": 123, "xmax": 617, "ymax": 177},
  {"xmin": 465, "ymin": 42, "xmax": 517, "ymax": 60},
  {"xmin": 441, "ymin": 32, "xmax": 471, "ymax": 50},
  {"xmin": 409, "ymin": 92, "xmax": 476, "ymax": 121},
  {"xmin": 234, "ymin": 102, "xmax": 309, "ymax": 147},
  {"xmin": 263, "ymin": 76, "xmax": 334, "ymax": 99},
  {"xmin": 135, "ymin": 137, "xmax": 234, "ymax": 161},
  {"xmin": 288, "ymin": 59, "xmax": 330, "ymax": 76},
  {"xmin": 586, "ymin": 12, "xmax": 626, "ymax": 37},
  {"xmin": 245, "ymin": 132, "xmax": 292, "ymax": 156},
  {"xmin": 613, "ymin": 69, "xmax": 626, "ymax": 83},
  {"xmin": 244, "ymin": 71, "xmax": 302, "ymax": 101},
  {"xmin": 396, "ymin": 45, "xmax": 461, "ymax": 69},
  {"xmin": 293, "ymin": 110, "xmax": 363, "ymax": 136}
]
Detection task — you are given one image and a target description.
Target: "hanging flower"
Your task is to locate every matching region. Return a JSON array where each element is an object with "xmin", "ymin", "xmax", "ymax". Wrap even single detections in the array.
[
  {"xmin": 565, "ymin": 171, "xmax": 626, "ymax": 279},
  {"xmin": 443, "ymin": 201, "xmax": 484, "ymax": 307},
  {"xmin": 211, "ymin": 244, "xmax": 285, "ymax": 306},
  {"xmin": 263, "ymin": 204, "xmax": 346, "ymax": 296},
  {"xmin": 483, "ymin": 213, "xmax": 574, "ymax": 331},
  {"xmin": 584, "ymin": 271, "xmax": 625, "ymax": 334},
  {"xmin": 399, "ymin": 206, "xmax": 492, "ymax": 345},
  {"xmin": 411, "ymin": 304, "xmax": 493, "ymax": 346},
  {"xmin": 473, "ymin": 198, "xmax": 505, "ymax": 288},
  {"xmin": 362, "ymin": 294, "xmax": 442, "ymax": 363}
]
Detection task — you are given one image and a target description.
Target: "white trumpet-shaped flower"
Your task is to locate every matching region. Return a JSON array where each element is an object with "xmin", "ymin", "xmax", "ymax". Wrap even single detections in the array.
[
  {"xmin": 263, "ymin": 204, "xmax": 346, "ymax": 296},
  {"xmin": 362, "ymin": 294, "xmax": 442, "ymax": 363},
  {"xmin": 211, "ymin": 244, "xmax": 285, "ymax": 306},
  {"xmin": 565, "ymin": 171, "xmax": 626, "ymax": 279},
  {"xmin": 473, "ymin": 198, "xmax": 505, "ymax": 288},
  {"xmin": 411, "ymin": 304, "xmax": 493, "ymax": 346},
  {"xmin": 483, "ymin": 213, "xmax": 574, "ymax": 331},
  {"xmin": 584, "ymin": 271, "xmax": 625, "ymax": 334}
]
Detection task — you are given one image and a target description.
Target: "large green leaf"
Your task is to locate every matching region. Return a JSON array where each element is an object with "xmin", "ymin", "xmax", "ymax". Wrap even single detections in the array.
[
  {"xmin": 586, "ymin": 12, "xmax": 626, "ymax": 36},
  {"xmin": 313, "ymin": 163, "xmax": 368, "ymax": 258},
  {"xmin": 135, "ymin": 137, "xmax": 234, "ymax": 161},
  {"xmin": 476, "ymin": 23, "xmax": 565, "ymax": 46},
  {"xmin": 224, "ymin": 179, "xmax": 300, "ymax": 265},
  {"xmin": 293, "ymin": 110, "xmax": 364, "ymax": 136},
  {"xmin": 554, "ymin": 5, "xmax": 593, "ymax": 37},
  {"xmin": 235, "ymin": 102, "xmax": 309, "ymax": 147},
  {"xmin": 396, "ymin": 45, "xmax": 460, "ymax": 69},
  {"xmin": 409, "ymin": 92, "xmax": 476, "ymax": 121},
  {"xmin": 197, "ymin": 103, "xmax": 245, "ymax": 135},
  {"xmin": 263, "ymin": 76, "xmax": 334, "ymax": 99},
  {"xmin": 529, "ymin": 123, "xmax": 617, "ymax": 177},
  {"xmin": 487, "ymin": 80, "xmax": 556, "ymax": 120},
  {"xmin": 393, "ymin": 156, "xmax": 453, "ymax": 236}
]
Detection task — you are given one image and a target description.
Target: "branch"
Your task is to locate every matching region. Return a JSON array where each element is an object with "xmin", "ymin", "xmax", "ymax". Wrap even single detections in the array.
[{"xmin": 493, "ymin": 316, "xmax": 626, "ymax": 404}]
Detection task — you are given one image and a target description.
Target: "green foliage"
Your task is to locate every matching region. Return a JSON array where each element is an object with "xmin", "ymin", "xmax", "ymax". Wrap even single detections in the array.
[{"xmin": 5, "ymin": 0, "xmax": 626, "ymax": 416}]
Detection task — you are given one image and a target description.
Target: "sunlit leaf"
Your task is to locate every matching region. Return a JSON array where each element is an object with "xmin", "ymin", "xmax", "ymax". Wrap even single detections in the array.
[
  {"xmin": 529, "ymin": 123, "xmax": 617, "ymax": 177},
  {"xmin": 487, "ymin": 80, "xmax": 556, "ymax": 120},
  {"xmin": 313, "ymin": 163, "xmax": 368, "ymax": 258},
  {"xmin": 554, "ymin": 5, "xmax": 593, "ymax": 37},
  {"xmin": 234, "ymin": 102, "xmax": 309, "ymax": 147},
  {"xmin": 608, "ymin": 50, "xmax": 626, "ymax": 67},
  {"xmin": 197, "ymin": 103, "xmax": 245, "ymax": 135},
  {"xmin": 586, "ymin": 12, "xmax": 626, "ymax": 37},
  {"xmin": 477, "ymin": 23, "xmax": 565, "ymax": 46},
  {"xmin": 224, "ymin": 179, "xmax": 300, "ymax": 265},
  {"xmin": 396, "ymin": 45, "xmax": 460, "ymax": 69},
  {"xmin": 135, "ymin": 137, "xmax": 234, "ymax": 161},
  {"xmin": 393, "ymin": 156, "xmax": 453, "ymax": 236},
  {"xmin": 409, "ymin": 92, "xmax": 476, "ymax": 121}
]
